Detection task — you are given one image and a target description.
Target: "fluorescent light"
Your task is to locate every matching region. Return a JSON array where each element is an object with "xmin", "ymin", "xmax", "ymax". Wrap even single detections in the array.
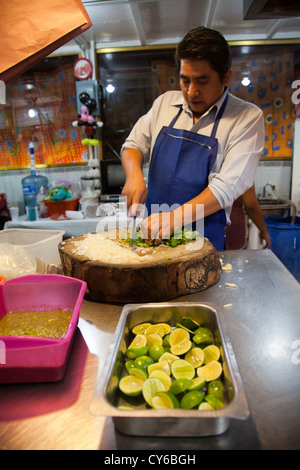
[
  {"xmin": 106, "ymin": 84, "xmax": 115, "ymax": 94},
  {"xmin": 241, "ymin": 77, "xmax": 251, "ymax": 87}
]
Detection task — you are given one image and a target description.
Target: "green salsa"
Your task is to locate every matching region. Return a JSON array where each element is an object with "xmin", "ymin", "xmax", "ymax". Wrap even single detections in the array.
[{"xmin": 0, "ymin": 310, "xmax": 73, "ymax": 338}]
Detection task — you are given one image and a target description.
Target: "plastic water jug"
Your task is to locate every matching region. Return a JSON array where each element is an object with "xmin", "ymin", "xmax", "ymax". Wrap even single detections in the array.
[{"xmin": 22, "ymin": 143, "xmax": 48, "ymax": 207}]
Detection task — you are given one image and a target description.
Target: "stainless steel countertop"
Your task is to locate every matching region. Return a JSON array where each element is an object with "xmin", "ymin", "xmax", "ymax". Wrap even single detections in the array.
[{"xmin": 0, "ymin": 249, "xmax": 299, "ymax": 450}]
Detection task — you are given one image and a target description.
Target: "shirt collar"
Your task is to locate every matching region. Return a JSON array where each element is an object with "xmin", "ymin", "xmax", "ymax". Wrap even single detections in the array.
[{"xmin": 177, "ymin": 87, "xmax": 229, "ymax": 119}]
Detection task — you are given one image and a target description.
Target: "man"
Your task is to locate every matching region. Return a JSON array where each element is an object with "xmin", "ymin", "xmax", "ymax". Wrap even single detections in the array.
[{"xmin": 121, "ymin": 27, "xmax": 265, "ymax": 250}]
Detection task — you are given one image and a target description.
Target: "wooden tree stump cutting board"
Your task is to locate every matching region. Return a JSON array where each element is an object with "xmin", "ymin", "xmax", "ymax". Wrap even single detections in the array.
[{"xmin": 59, "ymin": 231, "xmax": 221, "ymax": 303}]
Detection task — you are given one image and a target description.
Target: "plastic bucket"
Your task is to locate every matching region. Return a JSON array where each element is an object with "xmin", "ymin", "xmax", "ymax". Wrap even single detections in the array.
[{"xmin": 265, "ymin": 216, "xmax": 300, "ymax": 282}]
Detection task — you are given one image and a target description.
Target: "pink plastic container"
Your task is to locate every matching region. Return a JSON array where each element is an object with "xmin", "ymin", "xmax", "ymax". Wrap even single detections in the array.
[{"xmin": 0, "ymin": 274, "xmax": 87, "ymax": 383}]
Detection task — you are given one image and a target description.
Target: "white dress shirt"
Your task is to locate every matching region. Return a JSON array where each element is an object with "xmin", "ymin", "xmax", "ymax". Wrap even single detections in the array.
[{"xmin": 121, "ymin": 89, "xmax": 265, "ymax": 222}]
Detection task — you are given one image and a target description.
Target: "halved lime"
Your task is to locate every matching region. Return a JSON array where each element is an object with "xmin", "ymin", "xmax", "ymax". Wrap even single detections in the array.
[
  {"xmin": 204, "ymin": 394, "xmax": 224, "ymax": 409},
  {"xmin": 197, "ymin": 360, "xmax": 222, "ymax": 381},
  {"xmin": 169, "ymin": 378, "xmax": 193, "ymax": 395},
  {"xmin": 129, "ymin": 366, "xmax": 148, "ymax": 381},
  {"xmin": 148, "ymin": 344, "xmax": 165, "ymax": 361},
  {"xmin": 169, "ymin": 328, "xmax": 190, "ymax": 347},
  {"xmin": 152, "ymin": 391, "xmax": 180, "ymax": 409},
  {"xmin": 146, "ymin": 333, "xmax": 163, "ymax": 348},
  {"xmin": 149, "ymin": 369, "xmax": 172, "ymax": 391},
  {"xmin": 119, "ymin": 375, "xmax": 144, "ymax": 396},
  {"xmin": 125, "ymin": 346, "xmax": 149, "ymax": 359},
  {"xmin": 198, "ymin": 402, "xmax": 214, "ymax": 411},
  {"xmin": 185, "ymin": 347, "xmax": 204, "ymax": 368},
  {"xmin": 142, "ymin": 378, "xmax": 166, "ymax": 406},
  {"xmin": 188, "ymin": 375, "xmax": 206, "ymax": 391},
  {"xmin": 181, "ymin": 316, "xmax": 200, "ymax": 331},
  {"xmin": 145, "ymin": 324, "xmax": 165, "ymax": 337},
  {"xmin": 180, "ymin": 390, "xmax": 204, "ymax": 409},
  {"xmin": 133, "ymin": 355, "xmax": 154, "ymax": 371},
  {"xmin": 208, "ymin": 380, "xmax": 224, "ymax": 400},
  {"xmin": 175, "ymin": 323, "xmax": 194, "ymax": 334},
  {"xmin": 132, "ymin": 322, "xmax": 152, "ymax": 335},
  {"xmin": 171, "ymin": 359, "xmax": 195, "ymax": 380},
  {"xmin": 192, "ymin": 327, "xmax": 214, "ymax": 345},
  {"xmin": 158, "ymin": 323, "xmax": 171, "ymax": 335},
  {"xmin": 159, "ymin": 352, "xmax": 180, "ymax": 365},
  {"xmin": 203, "ymin": 344, "xmax": 220, "ymax": 364},
  {"xmin": 148, "ymin": 360, "xmax": 171, "ymax": 376},
  {"xmin": 170, "ymin": 338, "xmax": 192, "ymax": 356},
  {"xmin": 128, "ymin": 334, "xmax": 147, "ymax": 349}
]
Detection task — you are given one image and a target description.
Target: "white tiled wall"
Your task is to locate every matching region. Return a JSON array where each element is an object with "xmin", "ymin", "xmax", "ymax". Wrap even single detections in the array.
[
  {"xmin": 0, "ymin": 166, "xmax": 89, "ymax": 215},
  {"xmin": 0, "ymin": 159, "xmax": 294, "ymax": 215}
]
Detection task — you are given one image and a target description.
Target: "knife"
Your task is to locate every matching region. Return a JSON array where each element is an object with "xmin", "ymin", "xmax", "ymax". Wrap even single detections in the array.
[{"xmin": 130, "ymin": 214, "xmax": 137, "ymax": 249}]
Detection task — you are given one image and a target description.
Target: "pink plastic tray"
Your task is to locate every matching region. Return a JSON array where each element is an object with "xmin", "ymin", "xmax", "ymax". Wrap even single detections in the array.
[{"xmin": 0, "ymin": 274, "xmax": 87, "ymax": 383}]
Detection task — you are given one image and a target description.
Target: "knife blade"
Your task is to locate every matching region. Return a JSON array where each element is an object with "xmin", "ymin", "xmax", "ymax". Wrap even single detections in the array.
[{"xmin": 130, "ymin": 215, "xmax": 137, "ymax": 249}]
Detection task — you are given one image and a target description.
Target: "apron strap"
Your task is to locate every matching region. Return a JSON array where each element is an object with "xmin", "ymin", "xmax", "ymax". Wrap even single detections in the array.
[
  {"xmin": 169, "ymin": 106, "xmax": 183, "ymax": 128},
  {"xmin": 170, "ymin": 92, "xmax": 229, "ymax": 138},
  {"xmin": 210, "ymin": 91, "xmax": 229, "ymax": 139}
]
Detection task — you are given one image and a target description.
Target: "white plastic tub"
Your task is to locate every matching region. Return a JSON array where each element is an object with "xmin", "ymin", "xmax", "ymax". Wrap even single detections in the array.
[{"xmin": 0, "ymin": 229, "xmax": 65, "ymax": 265}]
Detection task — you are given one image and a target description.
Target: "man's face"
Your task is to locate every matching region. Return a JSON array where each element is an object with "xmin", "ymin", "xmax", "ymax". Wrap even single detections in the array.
[{"xmin": 180, "ymin": 59, "xmax": 231, "ymax": 119}]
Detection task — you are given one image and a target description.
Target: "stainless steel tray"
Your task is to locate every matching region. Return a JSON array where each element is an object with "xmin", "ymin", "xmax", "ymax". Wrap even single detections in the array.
[{"xmin": 91, "ymin": 302, "xmax": 249, "ymax": 437}]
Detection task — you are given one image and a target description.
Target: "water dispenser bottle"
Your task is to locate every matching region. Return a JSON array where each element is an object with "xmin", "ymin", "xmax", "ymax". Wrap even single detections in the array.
[{"xmin": 22, "ymin": 142, "xmax": 48, "ymax": 208}]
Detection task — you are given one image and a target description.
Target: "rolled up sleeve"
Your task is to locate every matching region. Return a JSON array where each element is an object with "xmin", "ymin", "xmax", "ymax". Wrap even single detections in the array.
[{"xmin": 208, "ymin": 106, "xmax": 265, "ymax": 212}]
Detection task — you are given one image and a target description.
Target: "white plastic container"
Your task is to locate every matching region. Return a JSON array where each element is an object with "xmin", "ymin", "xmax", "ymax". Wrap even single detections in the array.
[{"xmin": 0, "ymin": 229, "xmax": 65, "ymax": 265}]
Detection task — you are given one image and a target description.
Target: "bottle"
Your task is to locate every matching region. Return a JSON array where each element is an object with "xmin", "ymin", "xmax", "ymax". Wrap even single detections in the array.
[{"xmin": 22, "ymin": 142, "xmax": 48, "ymax": 208}]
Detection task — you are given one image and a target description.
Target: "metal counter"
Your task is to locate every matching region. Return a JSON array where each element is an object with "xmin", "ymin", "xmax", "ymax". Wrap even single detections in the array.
[{"xmin": 0, "ymin": 249, "xmax": 299, "ymax": 450}]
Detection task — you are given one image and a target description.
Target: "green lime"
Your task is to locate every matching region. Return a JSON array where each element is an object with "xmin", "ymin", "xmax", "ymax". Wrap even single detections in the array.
[
  {"xmin": 132, "ymin": 322, "xmax": 152, "ymax": 335},
  {"xmin": 204, "ymin": 394, "xmax": 224, "ymax": 409},
  {"xmin": 169, "ymin": 378, "xmax": 193, "ymax": 395},
  {"xmin": 119, "ymin": 375, "xmax": 144, "ymax": 396},
  {"xmin": 192, "ymin": 327, "xmax": 214, "ymax": 345},
  {"xmin": 152, "ymin": 392, "xmax": 180, "ymax": 409},
  {"xmin": 163, "ymin": 333, "xmax": 171, "ymax": 348},
  {"xmin": 134, "ymin": 355, "xmax": 154, "ymax": 371},
  {"xmin": 181, "ymin": 316, "xmax": 200, "ymax": 331},
  {"xmin": 149, "ymin": 344, "xmax": 165, "ymax": 361},
  {"xmin": 171, "ymin": 359, "xmax": 195, "ymax": 380},
  {"xmin": 125, "ymin": 360, "xmax": 135, "ymax": 373},
  {"xmin": 188, "ymin": 375, "xmax": 206, "ymax": 391},
  {"xmin": 125, "ymin": 346, "xmax": 149, "ymax": 359},
  {"xmin": 149, "ymin": 369, "xmax": 172, "ymax": 391},
  {"xmin": 128, "ymin": 334, "xmax": 147, "ymax": 349},
  {"xmin": 180, "ymin": 390, "xmax": 204, "ymax": 409},
  {"xmin": 148, "ymin": 360, "xmax": 171, "ymax": 376},
  {"xmin": 129, "ymin": 366, "xmax": 148, "ymax": 381},
  {"xmin": 142, "ymin": 378, "xmax": 166, "ymax": 406},
  {"xmin": 208, "ymin": 380, "xmax": 224, "ymax": 400},
  {"xmin": 197, "ymin": 360, "xmax": 222, "ymax": 381},
  {"xmin": 203, "ymin": 344, "xmax": 220, "ymax": 364},
  {"xmin": 185, "ymin": 347, "xmax": 204, "ymax": 368}
]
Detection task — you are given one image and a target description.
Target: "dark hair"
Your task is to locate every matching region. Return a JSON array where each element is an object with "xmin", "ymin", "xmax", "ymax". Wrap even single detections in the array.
[{"xmin": 175, "ymin": 27, "xmax": 232, "ymax": 81}]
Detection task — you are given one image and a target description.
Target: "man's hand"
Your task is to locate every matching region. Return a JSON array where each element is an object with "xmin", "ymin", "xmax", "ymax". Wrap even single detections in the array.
[{"xmin": 121, "ymin": 148, "xmax": 148, "ymax": 215}]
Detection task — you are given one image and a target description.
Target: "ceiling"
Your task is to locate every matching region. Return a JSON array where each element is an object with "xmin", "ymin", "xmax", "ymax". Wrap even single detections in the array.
[{"xmin": 57, "ymin": 0, "xmax": 300, "ymax": 56}]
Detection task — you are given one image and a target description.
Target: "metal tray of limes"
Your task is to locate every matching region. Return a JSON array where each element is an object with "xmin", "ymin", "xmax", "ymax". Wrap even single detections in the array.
[{"xmin": 91, "ymin": 302, "xmax": 249, "ymax": 437}]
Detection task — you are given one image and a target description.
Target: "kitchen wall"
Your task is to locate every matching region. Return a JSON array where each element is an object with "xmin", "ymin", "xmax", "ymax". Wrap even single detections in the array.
[{"xmin": 1, "ymin": 159, "xmax": 293, "ymax": 216}]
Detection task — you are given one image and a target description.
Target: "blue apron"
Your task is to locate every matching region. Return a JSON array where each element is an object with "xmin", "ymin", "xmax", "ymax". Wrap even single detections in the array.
[{"xmin": 145, "ymin": 93, "xmax": 228, "ymax": 250}]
